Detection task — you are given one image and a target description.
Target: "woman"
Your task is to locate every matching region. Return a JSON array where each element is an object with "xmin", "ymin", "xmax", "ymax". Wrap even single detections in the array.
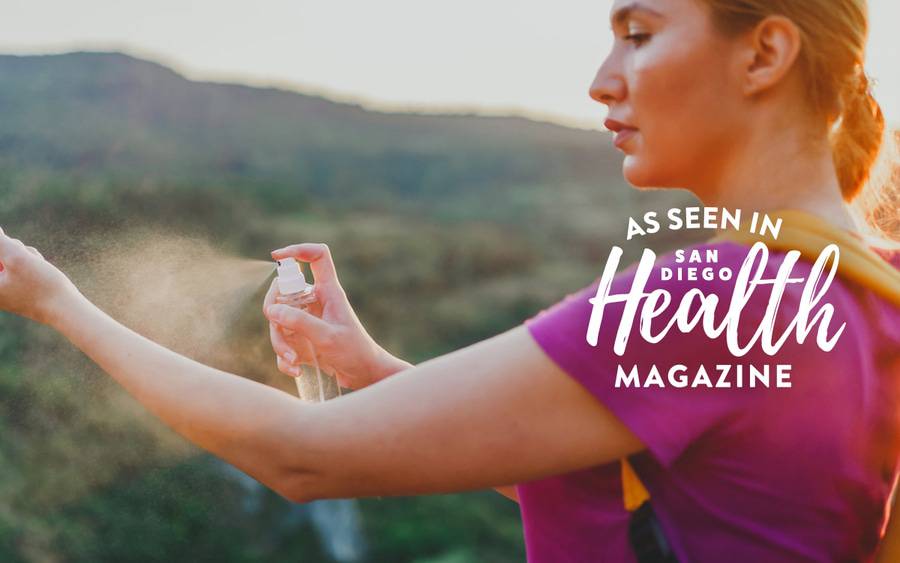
[{"xmin": 1, "ymin": 0, "xmax": 898, "ymax": 560}]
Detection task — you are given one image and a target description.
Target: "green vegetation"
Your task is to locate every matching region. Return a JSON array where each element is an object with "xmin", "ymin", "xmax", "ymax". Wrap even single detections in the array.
[{"xmin": 0, "ymin": 51, "xmax": 698, "ymax": 562}]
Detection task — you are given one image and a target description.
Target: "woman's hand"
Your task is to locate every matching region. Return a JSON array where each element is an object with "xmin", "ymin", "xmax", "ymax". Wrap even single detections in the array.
[
  {"xmin": 263, "ymin": 243, "xmax": 411, "ymax": 391},
  {"xmin": 0, "ymin": 227, "xmax": 81, "ymax": 325}
]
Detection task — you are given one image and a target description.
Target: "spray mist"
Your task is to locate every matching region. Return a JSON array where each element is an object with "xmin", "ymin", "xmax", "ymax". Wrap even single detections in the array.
[{"xmin": 274, "ymin": 258, "xmax": 342, "ymax": 402}]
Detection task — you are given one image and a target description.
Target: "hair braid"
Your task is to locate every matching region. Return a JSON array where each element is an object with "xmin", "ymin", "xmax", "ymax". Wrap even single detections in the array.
[{"xmin": 831, "ymin": 67, "xmax": 885, "ymax": 201}]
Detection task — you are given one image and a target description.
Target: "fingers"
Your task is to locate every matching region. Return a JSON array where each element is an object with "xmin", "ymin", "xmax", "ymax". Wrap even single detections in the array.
[
  {"xmin": 265, "ymin": 281, "xmax": 305, "ymax": 362},
  {"xmin": 26, "ymin": 246, "xmax": 44, "ymax": 260},
  {"xmin": 0, "ymin": 230, "xmax": 28, "ymax": 266},
  {"xmin": 269, "ymin": 321, "xmax": 299, "ymax": 363},
  {"xmin": 264, "ymin": 303, "xmax": 333, "ymax": 341},
  {"xmin": 275, "ymin": 346, "xmax": 337, "ymax": 380},
  {"xmin": 277, "ymin": 355, "xmax": 301, "ymax": 377},
  {"xmin": 270, "ymin": 243, "xmax": 343, "ymax": 298},
  {"xmin": 270, "ymin": 322, "xmax": 306, "ymax": 375},
  {"xmin": 0, "ymin": 226, "xmax": 37, "ymax": 255},
  {"xmin": 0, "ymin": 226, "xmax": 15, "ymax": 259}
]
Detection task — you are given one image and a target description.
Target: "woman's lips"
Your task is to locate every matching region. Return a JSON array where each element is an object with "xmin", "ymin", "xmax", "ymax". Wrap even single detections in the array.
[
  {"xmin": 604, "ymin": 118, "xmax": 638, "ymax": 150},
  {"xmin": 613, "ymin": 128, "xmax": 638, "ymax": 149}
]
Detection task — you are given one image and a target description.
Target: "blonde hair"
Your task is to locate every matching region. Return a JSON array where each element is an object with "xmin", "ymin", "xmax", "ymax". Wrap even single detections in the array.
[{"xmin": 699, "ymin": 0, "xmax": 899, "ymax": 246}]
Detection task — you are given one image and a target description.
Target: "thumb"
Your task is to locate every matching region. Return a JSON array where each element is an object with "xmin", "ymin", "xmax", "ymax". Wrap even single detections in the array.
[{"xmin": 265, "ymin": 304, "xmax": 332, "ymax": 339}]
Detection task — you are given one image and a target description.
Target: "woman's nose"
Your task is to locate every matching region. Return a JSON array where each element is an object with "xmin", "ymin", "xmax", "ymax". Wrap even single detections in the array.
[{"xmin": 589, "ymin": 58, "xmax": 625, "ymax": 106}]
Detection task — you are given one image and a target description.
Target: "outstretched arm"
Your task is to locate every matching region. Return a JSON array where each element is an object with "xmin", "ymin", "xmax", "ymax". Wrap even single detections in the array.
[
  {"xmin": 51, "ymin": 295, "xmax": 313, "ymax": 498},
  {"xmin": 0, "ymin": 230, "xmax": 646, "ymax": 503}
]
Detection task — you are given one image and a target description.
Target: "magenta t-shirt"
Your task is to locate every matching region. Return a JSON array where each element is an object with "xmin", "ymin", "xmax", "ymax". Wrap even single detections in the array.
[{"xmin": 517, "ymin": 239, "xmax": 900, "ymax": 562}]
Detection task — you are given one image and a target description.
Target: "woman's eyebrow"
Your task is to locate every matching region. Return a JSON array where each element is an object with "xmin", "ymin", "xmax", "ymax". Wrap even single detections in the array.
[{"xmin": 610, "ymin": 2, "xmax": 665, "ymax": 28}]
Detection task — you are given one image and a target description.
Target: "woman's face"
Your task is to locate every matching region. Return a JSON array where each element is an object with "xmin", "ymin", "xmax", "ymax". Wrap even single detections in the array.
[{"xmin": 590, "ymin": 0, "xmax": 746, "ymax": 193}]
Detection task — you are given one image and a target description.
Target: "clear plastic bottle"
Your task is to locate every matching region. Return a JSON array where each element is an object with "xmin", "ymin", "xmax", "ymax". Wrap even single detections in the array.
[{"xmin": 274, "ymin": 257, "xmax": 342, "ymax": 402}]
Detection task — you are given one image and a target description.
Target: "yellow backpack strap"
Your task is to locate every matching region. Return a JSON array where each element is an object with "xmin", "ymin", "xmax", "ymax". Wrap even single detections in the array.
[
  {"xmin": 621, "ymin": 458, "xmax": 650, "ymax": 511},
  {"xmin": 709, "ymin": 208, "xmax": 900, "ymax": 308},
  {"xmin": 618, "ymin": 208, "xmax": 900, "ymax": 515}
]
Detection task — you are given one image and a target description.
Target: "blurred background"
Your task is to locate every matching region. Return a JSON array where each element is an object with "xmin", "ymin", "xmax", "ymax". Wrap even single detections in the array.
[{"xmin": 0, "ymin": 1, "xmax": 897, "ymax": 562}]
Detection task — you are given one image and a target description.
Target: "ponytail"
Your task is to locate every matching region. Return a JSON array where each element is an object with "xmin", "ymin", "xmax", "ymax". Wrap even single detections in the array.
[
  {"xmin": 831, "ymin": 68, "xmax": 885, "ymax": 202},
  {"xmin": 700, "ymin": 0, "xmax": 899, "ymax": 246}
]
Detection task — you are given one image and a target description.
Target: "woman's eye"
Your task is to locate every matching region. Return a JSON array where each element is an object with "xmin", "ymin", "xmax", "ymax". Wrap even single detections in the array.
[{"xmin": 624, "ymin": 33, "xmax": 651, "ymax": 46}]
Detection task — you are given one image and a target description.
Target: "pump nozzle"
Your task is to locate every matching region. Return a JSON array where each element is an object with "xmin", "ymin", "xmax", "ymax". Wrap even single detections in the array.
[{"xmin": 275, "ymin": 257, "xmax": 310, "ymax": 295}]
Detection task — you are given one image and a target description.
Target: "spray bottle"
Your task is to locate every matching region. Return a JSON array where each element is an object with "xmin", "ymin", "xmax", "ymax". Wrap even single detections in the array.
[{"xmin": 274, "ymin": 258, "xmax": 342, "ymax": 402}]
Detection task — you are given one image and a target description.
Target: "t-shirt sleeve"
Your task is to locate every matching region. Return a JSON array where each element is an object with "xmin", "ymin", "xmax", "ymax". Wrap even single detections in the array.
[{"xmin": 525, "ymin": 241, "xmax": 765, "ymax": 468}]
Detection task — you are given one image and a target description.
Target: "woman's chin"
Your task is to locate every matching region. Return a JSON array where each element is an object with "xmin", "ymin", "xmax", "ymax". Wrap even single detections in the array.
[{"xmin": 622, "ymin": 158, "xmax": 658, "ymax": 187}]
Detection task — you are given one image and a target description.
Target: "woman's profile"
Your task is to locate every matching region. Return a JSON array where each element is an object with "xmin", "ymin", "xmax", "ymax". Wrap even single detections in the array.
[{"xmin": 1, "ymin": 0, "xmax": 899, "ymax": 561}]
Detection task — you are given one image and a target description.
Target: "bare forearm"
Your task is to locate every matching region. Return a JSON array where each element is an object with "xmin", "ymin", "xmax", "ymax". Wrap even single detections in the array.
[
  {"xmin": 51, "ymin": 294, "xmax": 312, "ymax": 499},
  {"xmin": 369, "ymin": 348, "xmax": 519, "ymax": 502}
]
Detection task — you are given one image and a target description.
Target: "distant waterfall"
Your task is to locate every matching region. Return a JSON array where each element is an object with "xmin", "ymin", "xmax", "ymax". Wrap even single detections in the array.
[
  {"xmin": 219, "ymin": 460, "xmax": 368, "ymax": 562},
  {"xmin": 308, "ymin": 499, "xmax": 367, "ymax": 562}
]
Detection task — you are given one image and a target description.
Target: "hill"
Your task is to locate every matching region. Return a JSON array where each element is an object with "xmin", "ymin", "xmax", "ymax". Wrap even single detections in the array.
[{"xmin": 0, "ymin": 51, "xmax": 693, "ymax": 563}]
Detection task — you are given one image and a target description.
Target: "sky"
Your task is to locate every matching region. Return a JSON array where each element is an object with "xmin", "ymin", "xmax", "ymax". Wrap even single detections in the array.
[{"xmin": 2, "ymin": 0, "xmax": 899, "ymax": 130}]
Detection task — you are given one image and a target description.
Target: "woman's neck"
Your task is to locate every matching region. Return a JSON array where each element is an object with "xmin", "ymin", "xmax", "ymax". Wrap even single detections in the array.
[{"xmin": 694, "ymin": 109, "xmax": 858, "ymax": 234}]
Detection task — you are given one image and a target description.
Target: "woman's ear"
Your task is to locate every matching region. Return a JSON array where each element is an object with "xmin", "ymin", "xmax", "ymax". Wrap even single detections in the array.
[{"xmin": 738, "ymin": 14, "xmax": 803, "ymax": 97}]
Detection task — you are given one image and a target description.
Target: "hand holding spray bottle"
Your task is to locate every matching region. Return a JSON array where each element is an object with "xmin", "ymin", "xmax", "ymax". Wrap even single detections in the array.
[{"xmin": 274, "ymin": 257, "xmax": 342, "ymax": 402}]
